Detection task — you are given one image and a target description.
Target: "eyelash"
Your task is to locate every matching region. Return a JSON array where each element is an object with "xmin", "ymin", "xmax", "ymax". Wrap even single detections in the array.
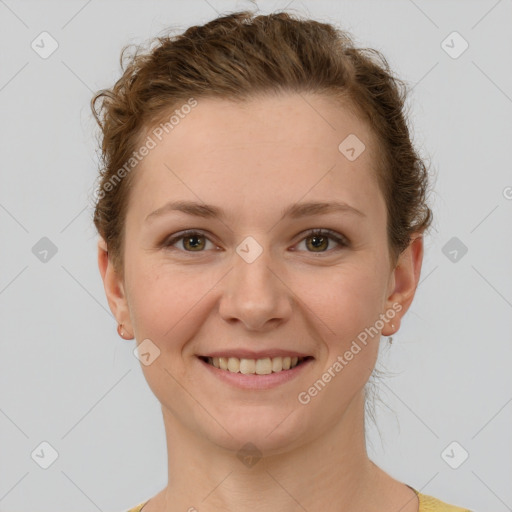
[{"xmin": 163, "ymin": 228, "xmax": 349, "ymax": 255}]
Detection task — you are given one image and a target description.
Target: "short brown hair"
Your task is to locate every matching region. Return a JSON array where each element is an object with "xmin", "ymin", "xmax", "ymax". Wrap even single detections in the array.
[{"xmin": 90, "ymin": 10, "xmax": 433, "ymax": 274}]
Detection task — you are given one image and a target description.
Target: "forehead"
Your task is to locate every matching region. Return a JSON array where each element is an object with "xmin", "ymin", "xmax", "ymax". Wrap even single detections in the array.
[
  {"xmin": 130, "ymin": 93, "xmax": 384, "ymax": 225},
  {"xmin": 143, "ymin": 93, "xmax": 376, "ymax": 158}
]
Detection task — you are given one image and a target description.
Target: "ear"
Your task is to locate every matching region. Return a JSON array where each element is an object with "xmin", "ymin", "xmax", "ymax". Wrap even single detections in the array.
[
  {"xmin": 381, "ymin": 233, "xmax": 424, "ymax": 336},
  {"xmin": 97, "ymin": 237, "xmax": 133, "ymax": 338}
]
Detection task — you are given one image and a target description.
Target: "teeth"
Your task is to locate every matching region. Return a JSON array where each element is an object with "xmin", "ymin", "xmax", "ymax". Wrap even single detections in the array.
[
  {"xmin": 240, "ymin": 358, "xmax": 256, "ymax": 374},
  {"xmin": 207, "ymin": 355, "xmax": 303, "ymax": 374},
  {"xmin": 272, "ymin": 357, "xmax": 283, "ymax": 372}
]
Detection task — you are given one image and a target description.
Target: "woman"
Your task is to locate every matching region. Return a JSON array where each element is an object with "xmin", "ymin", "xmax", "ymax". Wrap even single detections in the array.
[{"xmin": 91, "ymin": 10, "xmax": 472, "ymax": 512}]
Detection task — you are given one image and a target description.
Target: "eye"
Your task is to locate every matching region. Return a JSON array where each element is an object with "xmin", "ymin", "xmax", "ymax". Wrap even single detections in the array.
[
  {"xmin": 163, "ymin": 230, "xmax": 216, "ymax": 252},
  {"xmin": 294, "ymin": 229, "xmax": 349, "ymax": 254},
  {"xmin": 163, "ymin": 228, "xmax": 349, "ymax": 254}
]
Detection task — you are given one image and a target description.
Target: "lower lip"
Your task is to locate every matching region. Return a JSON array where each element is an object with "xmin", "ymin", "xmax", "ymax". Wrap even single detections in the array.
[{"xmin": 197, "ymin": 357, "xmax": 314, "ymax": 390}]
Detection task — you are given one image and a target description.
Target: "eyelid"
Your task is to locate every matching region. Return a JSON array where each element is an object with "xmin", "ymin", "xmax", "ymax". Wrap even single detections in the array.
[
  {"xmin": 162, "ymin": 229, "xmax": 218, "ymax": 252},
  {"xmin": 162, "ymin": 228, "xmax": 349, "ymax": 254},
  {"xmin": 294, "ymin": 228, "xmax": 350, "ymax": 251}
]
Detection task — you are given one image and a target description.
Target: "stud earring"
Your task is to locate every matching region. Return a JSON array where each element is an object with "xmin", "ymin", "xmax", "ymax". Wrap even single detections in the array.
[{"xmin": 117, "ymin": 323, "xmax": 131, "ymax": 340}]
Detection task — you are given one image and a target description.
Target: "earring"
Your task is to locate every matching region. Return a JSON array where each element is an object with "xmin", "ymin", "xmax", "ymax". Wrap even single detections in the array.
[
  {"xmin": 389, "ymin": 323, "xmax": 396, "ymax": 345},
  {"xmin": 117, "ymin": 323, "xmax": 131, "ymax": 339}
]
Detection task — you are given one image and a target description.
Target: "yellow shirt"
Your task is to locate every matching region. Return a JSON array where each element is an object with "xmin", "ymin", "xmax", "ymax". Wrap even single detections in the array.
[{"xmin": 123, "ymin": 487, "xmax": 472, "ymax": 511}]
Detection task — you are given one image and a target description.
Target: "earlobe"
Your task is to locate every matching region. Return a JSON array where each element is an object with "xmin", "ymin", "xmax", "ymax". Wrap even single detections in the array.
[
  {"xmin": 97, "ymin": 237, "xmax": 134, "ymax": 338},
  {"xmin": 382, "ymin": 234, "xmax": 424, "ymax": 336}
]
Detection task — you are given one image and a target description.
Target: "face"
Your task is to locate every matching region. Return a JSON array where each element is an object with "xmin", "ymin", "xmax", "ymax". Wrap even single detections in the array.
[{"xmin": 99, "ymin": 93, "xmax": 423, "ymax": 454}]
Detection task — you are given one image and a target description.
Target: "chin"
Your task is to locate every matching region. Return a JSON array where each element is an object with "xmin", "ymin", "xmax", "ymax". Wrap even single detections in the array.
[{"xmin": 198, "ymin": 406, "xmax": 313, "ymax": 457}]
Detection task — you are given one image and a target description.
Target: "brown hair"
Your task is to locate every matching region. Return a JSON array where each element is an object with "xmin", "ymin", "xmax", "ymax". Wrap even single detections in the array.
[{"xmin": 90, "ymin": 10, "xmax": 433, "ymax": 275}]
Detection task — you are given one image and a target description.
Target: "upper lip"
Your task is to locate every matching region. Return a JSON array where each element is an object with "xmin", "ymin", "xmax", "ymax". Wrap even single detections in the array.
[{"xmin": 199, "ymin": 349, "xmax": 313, "ymax": 359}]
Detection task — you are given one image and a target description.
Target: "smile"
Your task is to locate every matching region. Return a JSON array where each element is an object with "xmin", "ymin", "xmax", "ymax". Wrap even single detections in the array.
[{"xmin": 198, "ymin": 355, "xmax": 313, "ymax": 375}]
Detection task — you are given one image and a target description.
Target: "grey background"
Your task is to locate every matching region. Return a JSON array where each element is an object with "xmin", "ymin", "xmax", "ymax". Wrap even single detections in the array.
[{"xmin": 1, "ymin": 0, "xmax": 511, "ymax": 511}]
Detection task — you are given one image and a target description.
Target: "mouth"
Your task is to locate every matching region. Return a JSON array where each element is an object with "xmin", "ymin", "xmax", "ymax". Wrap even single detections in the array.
[{"xmin": 197, "ymin": 355, "xmax": 314, "ymax": 375}]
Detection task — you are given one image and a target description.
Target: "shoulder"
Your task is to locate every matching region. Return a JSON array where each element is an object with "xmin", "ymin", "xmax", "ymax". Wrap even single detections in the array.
[
  {"xmin": 415, "ymin": 490, "xmax": 473, "ymax": 511},
  {"xmin": 123, "ymin": 501, "xmax": 149, "ymax": 512}
]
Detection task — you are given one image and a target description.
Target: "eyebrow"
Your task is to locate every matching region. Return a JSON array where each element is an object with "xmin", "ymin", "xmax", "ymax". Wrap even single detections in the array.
[{"xmin": 145, "ymin": 199, "xmax": 366, "ymax": 223}]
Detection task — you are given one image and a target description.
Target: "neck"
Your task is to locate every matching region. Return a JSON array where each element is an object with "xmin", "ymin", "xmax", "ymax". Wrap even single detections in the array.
[{"xmin": 153, "ymin": 390, "xmax": 395, "ymax": 512}]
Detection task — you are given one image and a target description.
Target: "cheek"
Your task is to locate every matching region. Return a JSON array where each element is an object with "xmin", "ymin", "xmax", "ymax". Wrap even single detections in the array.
[
  {"xmin": 307, "ymin": 263, "xmax": 389, "ymax": 393},
  {"xmin": 313, "ymin": 267, "xmax": 386, "ymax": 389},
  {"xmin": 306, "ymin": 260, "xmax": 388, "ymax": 336},
  {"xmin": 124, "ymin": 258, "xmax": 179, "ymax": 340},
  {"xmin": 125, "ymin": 257, "xmax": 215, "ymax": 351}
]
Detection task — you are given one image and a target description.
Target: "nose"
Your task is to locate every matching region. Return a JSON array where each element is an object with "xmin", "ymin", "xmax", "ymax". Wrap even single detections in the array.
[{"xmin": 218, "ymin": 242, "xmax": 293, "ymax": 331}]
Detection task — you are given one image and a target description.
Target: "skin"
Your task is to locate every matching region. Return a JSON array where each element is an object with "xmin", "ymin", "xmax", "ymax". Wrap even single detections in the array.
[{"xmin": 98, "ymin": 93, "xmax": 424, "ymax": 512}]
